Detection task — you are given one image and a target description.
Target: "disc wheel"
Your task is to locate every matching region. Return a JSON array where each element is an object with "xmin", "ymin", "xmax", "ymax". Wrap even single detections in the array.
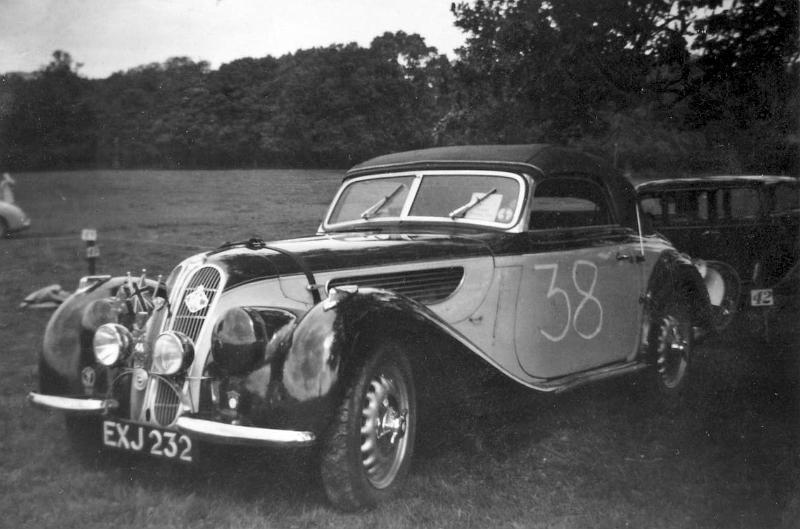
[
  {"xmin": 321, "ymin": 340, "xmax": 416, "ymax": 511},
  {"xmin": 651, "ymin": 301, "xmax": 693, "ymax": 405}
]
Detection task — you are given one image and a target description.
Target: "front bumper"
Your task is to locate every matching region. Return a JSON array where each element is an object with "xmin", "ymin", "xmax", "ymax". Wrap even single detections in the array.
[
  {"xmin": 28, "ymin": 391, "xmax": 316, "ymax": 448},
  {"xmin": 28, "ymin": 392, "xmax": 118, "ymax": 414},
  {"xmin": 176, "ymin": 417, "xmax": 316, "ymax": 448}
]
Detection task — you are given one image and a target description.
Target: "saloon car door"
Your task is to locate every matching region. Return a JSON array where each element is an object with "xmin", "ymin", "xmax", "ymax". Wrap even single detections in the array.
[{"xmin": 515, "ymin": 178, "xmax": 643, "ymax": 379}]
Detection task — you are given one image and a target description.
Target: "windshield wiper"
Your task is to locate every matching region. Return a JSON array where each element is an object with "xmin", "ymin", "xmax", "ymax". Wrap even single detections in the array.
[
  {"xmin": 360, "ymin": 184, "xmax": 406, "ymax": 220},
  {"xmin": 448, "ymin": 188, "xmax": 497, "ymax": 219}
]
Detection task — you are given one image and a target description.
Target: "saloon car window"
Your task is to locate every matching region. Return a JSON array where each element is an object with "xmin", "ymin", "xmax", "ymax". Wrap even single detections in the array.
[
  {"xmin": 529, "ymin": 178, "xmax": 612, "ymax": 229},
  {"xmin": 727, "ymin": 188, "xmax": 760, "ymax": 219},
  {"xmin": 661, "ymin": 190, "xmax": 712, "ymax": 225},
  {"xmin": 773, "ymin": 183, "xmax": 800, "ymax": 213}
]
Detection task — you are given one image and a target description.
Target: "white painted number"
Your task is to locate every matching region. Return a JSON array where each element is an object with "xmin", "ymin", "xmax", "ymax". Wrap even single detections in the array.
[
  {"xmin": 535, "ymin": 261, "xmax": 603, "ymax": 342},
  {"xmin": 534, "ymin": 263, "xmax": 571, "ymax": 341},
  {"xmin": 572, "ymin": 260, "xmax": 603, "ymax": 339}
]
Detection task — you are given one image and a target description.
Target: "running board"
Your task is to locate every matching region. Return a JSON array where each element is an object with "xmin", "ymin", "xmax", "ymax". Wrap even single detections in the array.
[{"xmin": 533, "ymin": 361, "xmax": 650, "ymax": 394}]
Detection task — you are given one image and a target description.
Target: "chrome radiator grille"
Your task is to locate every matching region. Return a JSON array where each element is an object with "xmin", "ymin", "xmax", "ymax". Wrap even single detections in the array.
[
  {"xmin": 328, "ymin": 267, "xmax": 464, "ymax": 304},
  {"xmin": 152, "ymin": 377, "xmax": 181, "ymax": 426},
  {"xmin": 170, "ymin": 265, "xmax": 223, "ymax": 342}
]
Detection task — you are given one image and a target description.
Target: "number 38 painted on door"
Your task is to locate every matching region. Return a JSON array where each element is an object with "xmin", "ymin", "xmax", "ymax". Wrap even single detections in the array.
[{"xmin": 534, "ymin": 260, "xmax": 603, "ymax": 342}]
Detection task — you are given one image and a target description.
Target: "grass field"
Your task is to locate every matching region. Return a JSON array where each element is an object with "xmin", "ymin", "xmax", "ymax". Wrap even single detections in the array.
[{"xmin": 1, "ymin": 169, "xmax": 798, "ymax": 529}]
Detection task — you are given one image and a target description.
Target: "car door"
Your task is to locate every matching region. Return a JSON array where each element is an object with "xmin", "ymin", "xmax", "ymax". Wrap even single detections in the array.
[{"xmin": 515, "ymin": 176, "xmax": 644, "ymax": 379}]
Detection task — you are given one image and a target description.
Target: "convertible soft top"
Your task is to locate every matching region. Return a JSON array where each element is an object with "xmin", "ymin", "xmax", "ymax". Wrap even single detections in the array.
[
  {"xmin": 346, "ymin": 144, "xmax": 613, "ymax": 178},
  {"xmin": 347, "ymin": 144, "xmax": 640, "ymax": 230}
]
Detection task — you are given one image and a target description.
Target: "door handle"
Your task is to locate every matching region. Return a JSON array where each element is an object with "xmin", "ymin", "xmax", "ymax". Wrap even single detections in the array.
[
  {"xmin": 617, "ymin": 252, "xmax": 645, "ymax": 263},
  {"xmin": 702, "ymin": 230, "xmax": 721, "ymax": 237}
]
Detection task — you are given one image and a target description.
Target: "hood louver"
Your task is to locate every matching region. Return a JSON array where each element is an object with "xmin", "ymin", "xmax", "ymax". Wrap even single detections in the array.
[{"xmin": 328, "ymin": 267, "xmax": 464, "ymax": 304}]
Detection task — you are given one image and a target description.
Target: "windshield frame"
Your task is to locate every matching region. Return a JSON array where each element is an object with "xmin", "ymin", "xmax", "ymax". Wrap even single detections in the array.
[{"xmin": 321, "ymin": 170, "xmax": 528, "ymax": 232}]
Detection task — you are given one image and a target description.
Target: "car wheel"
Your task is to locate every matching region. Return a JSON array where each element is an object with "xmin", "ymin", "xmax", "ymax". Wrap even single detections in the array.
[
  {"xmin": 320, "ymin": 340, "xmax": 417, "ymax": 511},
  {"xmin": 651, "ymin": 300, "xmax": 693, "ymax": 405}
]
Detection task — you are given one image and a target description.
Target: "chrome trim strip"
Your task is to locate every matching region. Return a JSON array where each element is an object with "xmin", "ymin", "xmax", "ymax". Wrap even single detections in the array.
[
  {"xmin": 27, "ymin": 392, "xmax": 118, "ymax": 414},
  {"xmin": 176, "ymin": 417, "xmax": 316, "ymax": 447}
]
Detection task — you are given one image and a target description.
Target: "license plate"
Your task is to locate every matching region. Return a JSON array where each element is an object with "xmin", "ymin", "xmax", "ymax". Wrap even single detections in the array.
[
  {"xmin": 750, "ymin": 289, "xmax": 774, "ymax": 307},
  {"xmin": 102, "ymin": 420, "xmax": 193, "ymax": 462}
]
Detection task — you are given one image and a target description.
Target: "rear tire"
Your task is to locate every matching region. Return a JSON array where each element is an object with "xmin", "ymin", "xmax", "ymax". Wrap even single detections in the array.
[
  {"xmin": 320, "ymin": 340, "xmax": 417, "ymax": 511},
  {"xmin": 650, "ymin": 299, "xmax": 693, "ymax": 407}
]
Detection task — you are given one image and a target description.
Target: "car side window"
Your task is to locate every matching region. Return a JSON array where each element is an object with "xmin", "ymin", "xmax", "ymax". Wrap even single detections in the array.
[
  {"xmin": 726, "ymin": 188, "xmax": 760, "ymax": 219},
  {"xmin": 529, "ymin": 178, "xmax": 613, "ymax": 230},
  {"xmin": 771, "ymin": 183, "xmax": 799, "ymax": 214},
  {"xmin": 662, "ymin": 190, "xmax": 711, "ymax": 226}
]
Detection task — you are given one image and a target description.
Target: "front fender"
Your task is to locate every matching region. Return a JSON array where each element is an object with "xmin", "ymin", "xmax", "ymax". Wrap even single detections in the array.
[
  {"xmin": 238, "ymin": 287, "xmax": 460, "ymax": 433},
  {"xmin": 39, "ymin": 276, "xmax": 158, "ymax": 395}
]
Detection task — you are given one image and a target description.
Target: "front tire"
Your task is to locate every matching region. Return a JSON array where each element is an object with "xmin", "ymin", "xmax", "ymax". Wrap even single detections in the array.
[{"xmin": 320, "ymin": 340, "xmax": 417, "ymax": 511}]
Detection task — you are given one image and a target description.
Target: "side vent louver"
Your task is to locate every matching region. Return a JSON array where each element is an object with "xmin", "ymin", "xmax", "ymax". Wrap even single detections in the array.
[{"xmin": 328, "ymin": 267, "xmax": 464, "ymax": 304}]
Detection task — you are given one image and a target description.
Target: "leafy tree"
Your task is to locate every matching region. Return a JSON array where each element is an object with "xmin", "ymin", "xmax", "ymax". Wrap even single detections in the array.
[
  {"xmin": 2, "ymin": 51, "xmax": 97, "ymax": 169},
  {"xmin": 687, "ymin": 0, "xmax": 799, "ymax": 172},
  {"xmin": 444, "ymin": 0, "xmax": 693, "ymax": 145}
]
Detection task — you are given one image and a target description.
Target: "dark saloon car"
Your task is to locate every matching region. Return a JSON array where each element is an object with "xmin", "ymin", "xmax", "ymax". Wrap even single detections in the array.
[
  {"xmin": 29, "ymin": 145, "xmax": 731, "ymax": 510},
  {"xmin": 637, "ymin": 176, "xmax": 800, "ymax": 331}
]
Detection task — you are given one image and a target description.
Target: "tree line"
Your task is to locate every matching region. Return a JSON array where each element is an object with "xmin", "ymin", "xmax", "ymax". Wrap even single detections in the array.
[{"xmin": 0, "ymin": 0, "xmax": 797, "ymax": 175}]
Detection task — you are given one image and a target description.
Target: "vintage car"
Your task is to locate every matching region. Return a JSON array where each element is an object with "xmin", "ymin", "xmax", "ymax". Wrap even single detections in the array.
[
  {"xmin": 29, "ymin": 145, "xmax": 730, "ymax": 511},
  {"xmin": 637, "ymin": 175, "xmax": 800, "ymax": 332},
  {"xmin": 0, "ymin": 199, "xmax": 31, "ymax": 238}
]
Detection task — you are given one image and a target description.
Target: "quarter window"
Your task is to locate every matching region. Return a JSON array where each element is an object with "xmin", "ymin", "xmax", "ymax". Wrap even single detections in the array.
[
  {"xmin": 529, "ymin": 178, "xmax": 613, "ymax": 230},
  {"xmin": 727, "ymin": 188, "xmax": 760, "ymax": 219},
  {"xmin": 773, "ymin": 183, "xmax": 800, "ymax": 213}
]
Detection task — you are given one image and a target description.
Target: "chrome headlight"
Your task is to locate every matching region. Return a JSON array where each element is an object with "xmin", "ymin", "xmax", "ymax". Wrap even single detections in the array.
[
  {"xmin": 93, "ymin": 323, "xmax": 133, "ymax": 367},
  {"xmin": 152, "ymin": 331, "xmax": 194, "ymax": 375},
  {"xmin": 211, "ymin": 307, "xmax": 269, "ymax": 375}
]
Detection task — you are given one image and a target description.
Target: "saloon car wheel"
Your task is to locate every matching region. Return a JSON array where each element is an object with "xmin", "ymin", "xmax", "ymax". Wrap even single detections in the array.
[
  {"xmin": 651, "ymin": 301, "xmax": 693, "ymax": 403},
  {"xmin": 320, "ymin": 340, "xmax": 416, "ymax": 511}
]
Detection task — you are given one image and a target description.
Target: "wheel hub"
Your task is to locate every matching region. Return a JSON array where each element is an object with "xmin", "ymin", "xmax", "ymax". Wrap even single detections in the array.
[
  {"xmin": 656, "ymin": 315, "xmax": 688, "ymax": 389},
  {"xmin": 360, "ymin": 373, "xmax": 410, "ymax": 489}
]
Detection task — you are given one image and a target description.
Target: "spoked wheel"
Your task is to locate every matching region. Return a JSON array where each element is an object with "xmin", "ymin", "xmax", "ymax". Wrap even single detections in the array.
[
  {"xmin": 651, "ymin": 301, "xmax": 693, "ymax": 405},
  {"xmin": 321, "ymin": 340, "xmax": 416, "ymax": 511}
]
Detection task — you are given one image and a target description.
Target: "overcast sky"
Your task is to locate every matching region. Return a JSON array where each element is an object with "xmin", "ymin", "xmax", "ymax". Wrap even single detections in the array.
[{"xmin": 0, "ymin": 0, "xmax": 467, "ymax": 79}]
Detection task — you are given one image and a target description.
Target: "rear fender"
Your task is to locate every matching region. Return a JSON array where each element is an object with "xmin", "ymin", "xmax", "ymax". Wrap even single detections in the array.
[{"xmin": 645, "ymin": 251, "xmax": 714, "ymax": 341}]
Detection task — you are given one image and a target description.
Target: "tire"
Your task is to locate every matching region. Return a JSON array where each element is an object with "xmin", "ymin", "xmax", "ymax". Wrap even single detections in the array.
[
  {"xmin": 650, "ymin": 299, "xmax": 693, "ymax": 406},
  {"xmin": 320, "ymin": 340, "xmax": 417, "ymax": 511}
]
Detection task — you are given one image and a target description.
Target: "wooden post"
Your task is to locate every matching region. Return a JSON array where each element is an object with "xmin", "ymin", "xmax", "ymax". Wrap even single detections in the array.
[{"xmin": 81, "ymin": 229, "xmax": 99, "ymax": 275}]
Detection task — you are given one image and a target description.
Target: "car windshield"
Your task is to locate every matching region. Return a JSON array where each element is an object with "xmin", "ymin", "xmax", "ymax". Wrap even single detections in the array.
[{"xmin": 326, "ymin": 172, "xmax": 523, "ymax": 227}]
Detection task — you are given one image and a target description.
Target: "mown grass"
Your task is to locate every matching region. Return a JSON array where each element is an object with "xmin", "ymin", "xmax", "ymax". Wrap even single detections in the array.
[{"xmin": 1, "ymin": 169, "xmax": 798, "ymax": 529}]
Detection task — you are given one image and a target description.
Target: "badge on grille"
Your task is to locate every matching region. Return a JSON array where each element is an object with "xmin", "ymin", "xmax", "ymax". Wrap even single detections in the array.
[{"xmin": 184, "ymin": 285, "xmax": 209, "ymax": 313}]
